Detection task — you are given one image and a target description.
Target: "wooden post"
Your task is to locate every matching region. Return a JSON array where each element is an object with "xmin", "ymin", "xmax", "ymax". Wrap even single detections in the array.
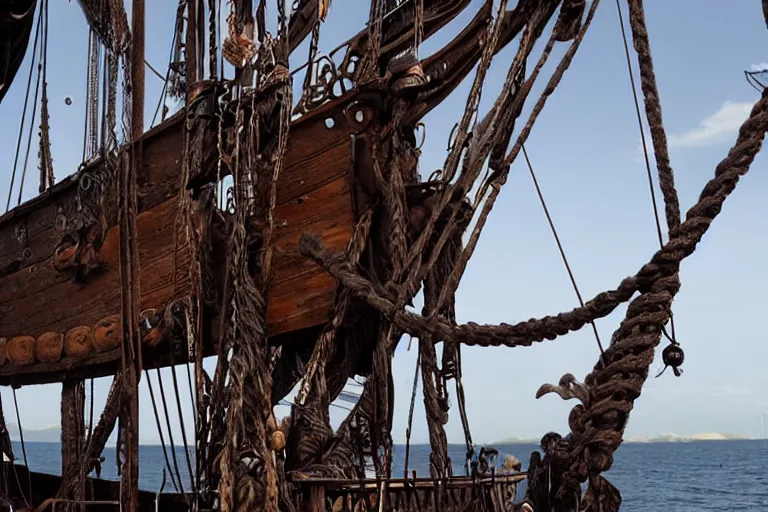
[
  {"xmin": 118, "ymin": 143, "xmax": 142, "ymax": 510},
  {"xmin": 123, "ymin": 1, "xmax": 146, "ymax": 508},
  {"xmin": 131, "ymin": 0, "xmax": 145, "ymax": 140},
  {"xmin": 60, "ymin": 379, "xmax": 85, "ymax": 501},
  {"xmin": 307, "ymin": 484, "xmax": 326, "ymax": 512}
]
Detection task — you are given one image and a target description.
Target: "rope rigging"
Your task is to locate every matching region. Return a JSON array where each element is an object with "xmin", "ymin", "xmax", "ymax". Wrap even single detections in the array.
[
  {"xmin": 12, "ymin": 387, "xmax": 32, "ymax": 508},
  {"xmin": 145, "ymin": 369, "xmax": 183, "ymax": 494},
  {"xmin": 5, "ymin": 2, "xmax": 42, "ymax": 212},
  {"xmin": 0, "ymin": 1, "xmax": 765, "ymax": 510},
  {"xmin": 615, "ymin": 0, "xmax": 681, "ymax": 361},
  {"xmin": 521, "ymin": 144, "xmax": 605, "ymax": 361}
]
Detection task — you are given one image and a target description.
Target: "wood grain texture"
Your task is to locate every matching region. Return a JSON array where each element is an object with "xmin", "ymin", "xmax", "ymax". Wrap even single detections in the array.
[{"xmin": 0, "ymin": 91, "xmax": 375, "ymax": 382}]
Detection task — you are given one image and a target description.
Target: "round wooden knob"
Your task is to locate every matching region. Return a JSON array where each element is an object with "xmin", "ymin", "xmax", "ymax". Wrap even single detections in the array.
[
  {"xmin": 64, "ymin": 326, "xmax": 92, "ymax": 359},
  {"xmin": 36, "ymin": 332, "xmax": 63, "ymax": 363},
  {"xmin": 7, "ymin": 336, "xmax": 35, "ymax": 366},
  {"xmin": 93, "ymin": 315, "xmax": 122, "ymax": 352}
]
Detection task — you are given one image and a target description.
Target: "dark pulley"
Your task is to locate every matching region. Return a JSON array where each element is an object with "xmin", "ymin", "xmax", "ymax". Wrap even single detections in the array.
[
  {"xmin": 65, "ymin": 97, "xmax": 72, "ymax": 105},
  {"xmin": 661, "ymin": 343, "xmax": 685, "ymax": 377}
]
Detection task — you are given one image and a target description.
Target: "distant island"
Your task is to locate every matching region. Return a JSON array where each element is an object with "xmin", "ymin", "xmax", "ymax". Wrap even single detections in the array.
[
  {"xmin": 7, "ymin": 423, "xmax": 60, "ymax": 443},
  {"xmin": 495, "ymin": 432, "xmax": 751, "ymax": 444},
  {"xmin": 623, "ymin": 432, "xmax": 749, "ymax": 443},
  {"xmin": 4, "ymin": 424, "xmax": 755, "ymax": 446}
]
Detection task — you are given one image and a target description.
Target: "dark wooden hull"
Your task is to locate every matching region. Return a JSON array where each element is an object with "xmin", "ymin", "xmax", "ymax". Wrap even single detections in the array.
[
  {"xmin": 0, "ymin": 89, "xmax": 380, "ymax": 386},
  {"xmin": 0, "ymin": 462, "xmax": 190, "ymax": 511}
]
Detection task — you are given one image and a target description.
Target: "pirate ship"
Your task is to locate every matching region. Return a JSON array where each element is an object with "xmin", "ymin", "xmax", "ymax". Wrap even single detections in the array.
[{"xmin": 0, "ymin": 0, "xmax": 766, "ymax": 510}]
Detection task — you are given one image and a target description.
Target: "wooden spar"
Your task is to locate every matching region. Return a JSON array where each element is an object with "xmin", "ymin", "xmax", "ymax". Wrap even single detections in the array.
[
  {"xmin": 336, "ymin": 0, "xmax": 471, "ymax": 69},
  {"xmin": 131, "ymin": 0, "xmax": 145, "ymax": 140},
  {"xmin": 404, "ymin": 0, "xmax": 548, "ymax": 125},
  {"xmin": 121, "ymin": 0, "xmax": 145, "ymax": 509},
  {"xmin": 288, "ymin": 0, "xmax": 322, "ymax": 54},
  {"xmin": 60, "ymin": 379, "xmax": 85, "ymax": 501},
  {"xmin": 186, "ymin": 0, "xmax": 198, "ymax": 86},
  {"xmin": 196, "ymin": 0, "xmax": 205, "ymax": 76}
]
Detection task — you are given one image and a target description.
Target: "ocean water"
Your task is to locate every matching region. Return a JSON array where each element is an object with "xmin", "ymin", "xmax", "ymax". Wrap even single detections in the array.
[{"xmin": 8, "ymin": 440, "xmax": 768, "ymax": 510}]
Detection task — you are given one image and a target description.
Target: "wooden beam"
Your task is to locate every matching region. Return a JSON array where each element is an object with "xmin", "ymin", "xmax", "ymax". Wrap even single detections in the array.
[
  {"xmin": 131, "ymin": 0, "xmax": 145, "ymax": 140},
  {"xmin": 60, "ymin": 379, "xmax": 85, "ymax": 500}
]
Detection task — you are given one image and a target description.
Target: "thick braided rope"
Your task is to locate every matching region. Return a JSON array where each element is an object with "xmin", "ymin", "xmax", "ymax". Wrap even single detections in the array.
[
  {"xmin": 548, "ymin": 91, "xmax": 768, "ymax": 506},
  {"xmin": 299, "ymin": 91, "xmax": 768, "ymax": 351},
  {"xmin": 626, "ymin": 0, "xmax": 680, "ymax": 232}
]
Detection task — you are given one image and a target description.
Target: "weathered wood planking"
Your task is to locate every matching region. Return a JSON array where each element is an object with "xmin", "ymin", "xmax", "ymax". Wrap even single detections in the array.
[
  {"xmin": 0, "ymin": 91, "xmax": 377, "ymax": 382},
  {"xmin": 0, "ymin": 197, "xmax": 189, "ymax": 337},
  {"xmin": 268, "ymin": 175, "xmax": 355, "ymax": 335},
  {"xmin": 0, "ymin": 116, "xmax": 193, "ymax": 384}
]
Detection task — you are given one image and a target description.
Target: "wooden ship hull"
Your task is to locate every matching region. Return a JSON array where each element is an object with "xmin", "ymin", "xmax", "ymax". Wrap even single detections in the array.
[
  {"xmin": 0, "ymin": 87, "xmax": 380, "ymax": 386},
  {"xmin": 0, "ymin": 0, "xmax": 492, "ymax": 386}
]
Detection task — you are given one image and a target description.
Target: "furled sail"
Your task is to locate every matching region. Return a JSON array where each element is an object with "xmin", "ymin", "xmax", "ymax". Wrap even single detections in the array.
[{"xmin": 0, "ymin": 0, "xmax": 37, "ymax": 105}]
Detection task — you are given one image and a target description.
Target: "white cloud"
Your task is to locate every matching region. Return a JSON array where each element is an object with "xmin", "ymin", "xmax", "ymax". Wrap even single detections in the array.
[
  {"xmin": 667, "ymin": 101, "xmax": 753, "ymax": 149},
  {"xmin": 751, "ymin": 62, "xmax": 768, "ymax": 71}
]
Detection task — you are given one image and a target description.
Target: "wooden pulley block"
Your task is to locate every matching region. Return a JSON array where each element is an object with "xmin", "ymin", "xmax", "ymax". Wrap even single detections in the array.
[
  {"xmin": 269, "ymin": 430, "xmax": 286, "ymax": 452},
  {"xmin": 267, "ymin": 414, "xmax": 288, "ymax": 451}
]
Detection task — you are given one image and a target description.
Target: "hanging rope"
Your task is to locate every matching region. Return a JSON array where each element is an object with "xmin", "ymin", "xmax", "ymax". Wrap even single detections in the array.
[
  {"xmin": 16, "ymin": 32, "xmax": 43, "ymax": 207},
  {"xmin": 302, "ymin": 84, "xmax": 768, "ymax": 368},
  {"xmin": 86, "ymin": 33, "xmax": 101, "ymax": 158},
  {"xmin": 521, "ymin": 145, "xmax": 605, "ymax": 361},
  {"xmin": 358, "ymin": 0, "xmax": 385, "ymax": 81},
  {"xmin": 402, "ymin": 348, "xmax": 421, "ymax": 478},
  {"xmin": 616, "ymin": 0, "xmax": 681, "ymax": 348},
  {"xmin": 169, "ymin": 363, "xmax": 196, "ymax": 494},
  {"xmin": 5, "ymin": 3, "xmax": 42, "ymax": 212},
  {"xmin": 150, "ymin": 0, "xmax": 187, "ymax": 127},
  {"xmin": 145, "ymin": 370, "xmax": 182, "ymax": 493},
  {"xmin": 38, "ymin": 0, "xmax": 54, "ymax": 193},
  {"xmin": 624, "ymin": 0, "xmax": 680, "ymax": 233},
  {"xmin": 12, "ymin": 388, "xmax": 32, "ymax": 505},
  {"xmin": 153, "ymin": 368, "xmax": 187, "ymax": 496}
]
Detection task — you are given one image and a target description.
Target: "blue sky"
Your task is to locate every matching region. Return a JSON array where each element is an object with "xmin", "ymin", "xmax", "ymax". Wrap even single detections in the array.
[{"xmin": 0, "ymin": 0, "xmax": 767, "ymax": 446}]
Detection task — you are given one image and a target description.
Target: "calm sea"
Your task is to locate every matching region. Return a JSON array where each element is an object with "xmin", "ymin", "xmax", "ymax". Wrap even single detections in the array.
[{"xmin": 8, "ymin": 440, "xmax": 768, "ymax": 510}]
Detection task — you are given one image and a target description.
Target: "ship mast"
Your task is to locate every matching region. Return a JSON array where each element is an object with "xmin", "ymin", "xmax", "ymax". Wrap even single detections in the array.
[{"xmin": 130, "ymin": 0, "xmax": 144, "ymax": 140}]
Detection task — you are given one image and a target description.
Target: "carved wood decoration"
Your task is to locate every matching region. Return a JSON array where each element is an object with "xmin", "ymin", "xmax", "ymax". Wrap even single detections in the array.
[{"xmin": 292, "ymin": 0, "xmax": 470, "ymax": 116}]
